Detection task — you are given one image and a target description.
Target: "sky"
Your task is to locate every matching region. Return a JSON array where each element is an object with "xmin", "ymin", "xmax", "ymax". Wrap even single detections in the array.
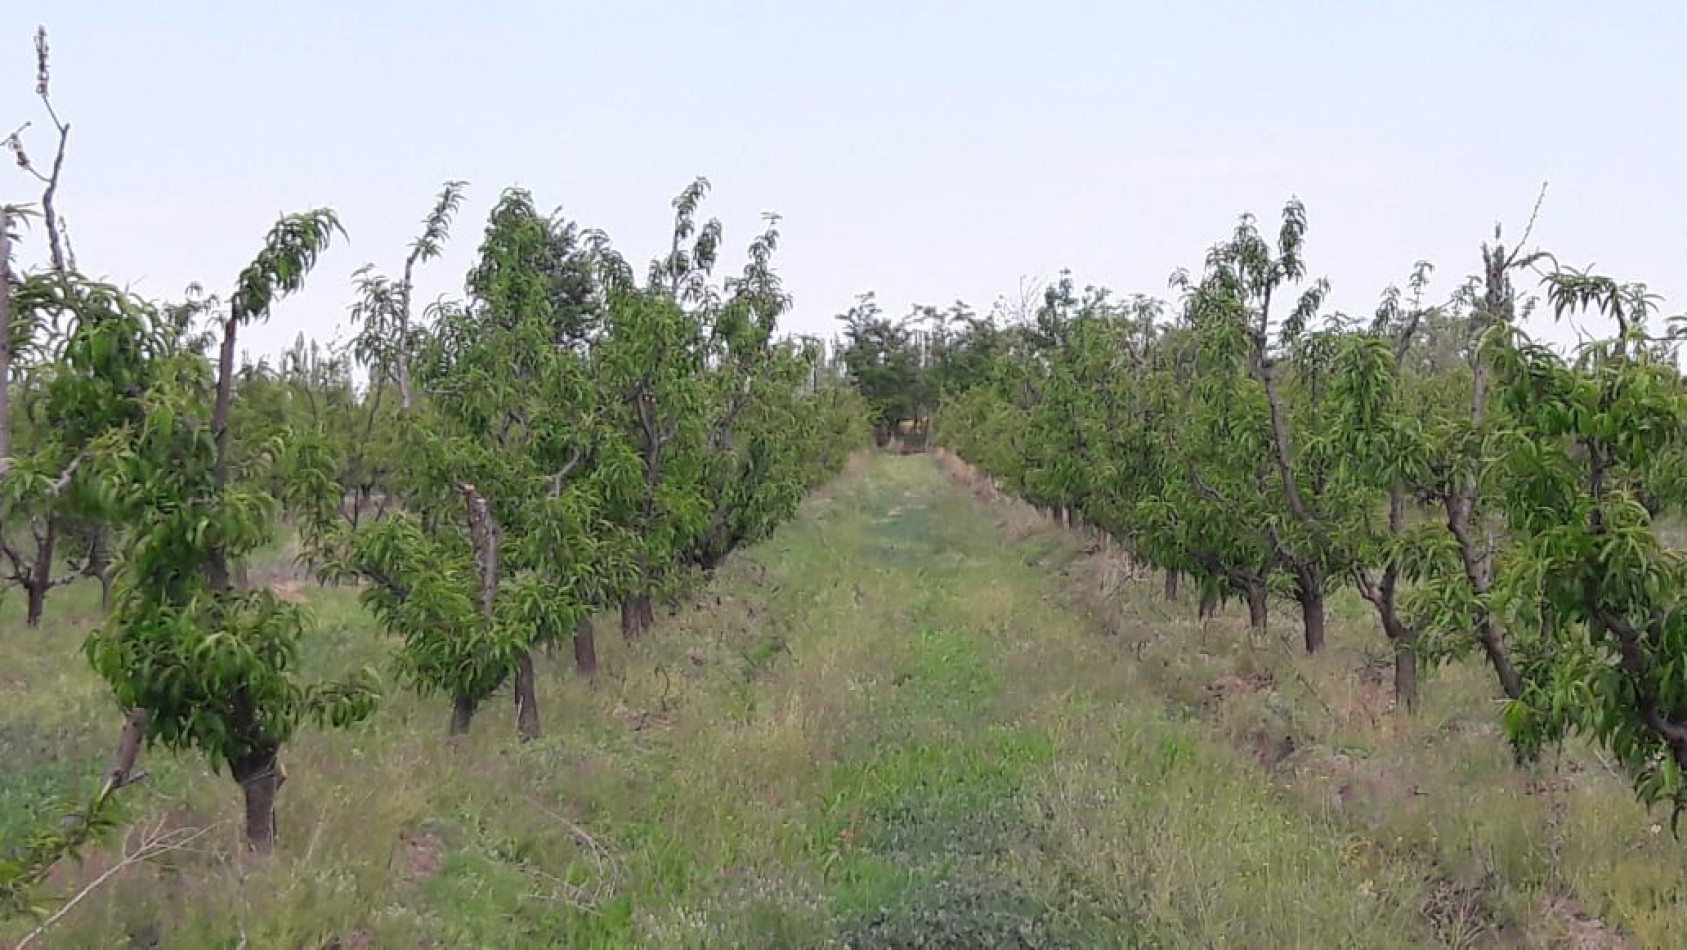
[{"xmin": 3, "ymin": 1, "xmax": 1684, "ymax": 362}]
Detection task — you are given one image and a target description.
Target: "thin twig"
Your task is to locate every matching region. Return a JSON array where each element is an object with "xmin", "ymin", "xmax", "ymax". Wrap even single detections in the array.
[
  {"xmin": 17, "ymin": 819, "xmax": 222, "ymax": 949},
  {"xmin": 1510, "ymin": 181, "xmax": 1550, "ymax": 265},
  {"xmin": 522, "ymin": 796, "xmax": 619, "ymax": 911}
]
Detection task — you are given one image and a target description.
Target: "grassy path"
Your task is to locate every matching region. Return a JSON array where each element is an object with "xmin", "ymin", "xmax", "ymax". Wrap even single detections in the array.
[
  {"xmin": 4, "ymin": 455, "xmax": 1433, "ymax": 947},
  {"xmin": 588, "ymin": 455, "xmax": 1424, "ymax": 947}
]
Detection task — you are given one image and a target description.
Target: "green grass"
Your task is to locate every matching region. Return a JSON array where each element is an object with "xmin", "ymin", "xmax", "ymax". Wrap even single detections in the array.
[{"xmin": 3, "ymin": 454, "xmax": 1682, "ymax": 946}]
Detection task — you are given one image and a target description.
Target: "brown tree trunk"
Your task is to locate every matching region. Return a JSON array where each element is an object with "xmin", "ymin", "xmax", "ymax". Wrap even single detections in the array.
[
  {"xmin": 24, "ymin": 519, "xmax": 58, "ymax": 627},
  {"xmin": 230, "ymin": 746, "xmax": 283, "ymax": 854},
  {"xmin": 1245, "ymin": 582, "xmax": 1268, "ymax": 631},
  {"xmin": 449, "ymin": 694, "xmax": 476, "ymax": 737},
  {"xmin": 1365, "ymin": 557, "xmax": 1422, "ymax": 714},
  {"xmin": 1163, "ymin": 569, "xmax": 1180, "ymax": 601},
  {"xmin": 25, "ymin": 580, "xmax": 46, "ymax": 627},
  {"xmin": 622, "ymin": 595, "xmax": 651, "ymax": 642},
  {"xmin": 1298, "ymin": 589, "xmax": 1324, "ymax": 654},
  {"xmin": 573, "ymin": 616, "xmax": 598, "ymax": 675},
  {"xmin": 1446, "ymin": 500, "xmax": 1522, "ymax": 700},
  {"xmin": 514, "ymin": 650, "xmax": 540, "ymax": 742},
  {"xmin": 1392, "ymin": 634, "xmax": 1419, "ymax": 713},
  {"xmin": 1294, "ymin": 568, "xmax": 1325, "ymax": 654},
  {"xmin": 1478, "ymin": 620, "xmax": 1523, "ymax": 700}
]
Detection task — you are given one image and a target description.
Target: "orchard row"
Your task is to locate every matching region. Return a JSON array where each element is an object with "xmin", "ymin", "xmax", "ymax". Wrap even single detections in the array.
[
  {"xmin": 842, "ymin": 200, "xmax": 1687, "ymax": 823},
  {"xmin": 3, "ymin": 164, "xmax": 866, "ymax": 870}
]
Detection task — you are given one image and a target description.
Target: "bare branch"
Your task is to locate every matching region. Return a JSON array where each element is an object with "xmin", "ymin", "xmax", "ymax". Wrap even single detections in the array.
[
  {"xmin": 17, "ymin": 816, "xmax": 221, "ymax": 949},
  {"xmin": 1508, "ymin": 181, "xmax": 1550, "ymax": 267},
  {"xmin": 13, "ymin": 27, "xmax": 73, "ymax": 276},
  {"xmin": 521, "ymin": 796, "xmax": 619, "ymax": 911}
]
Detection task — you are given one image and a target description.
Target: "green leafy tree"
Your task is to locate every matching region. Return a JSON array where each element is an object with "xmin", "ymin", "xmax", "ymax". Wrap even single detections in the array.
[
  {"xmin": 86, "ymin": 211, "xmax": 379, "ymax": 853},
  {"xmin": 1492, "ymin": 268, "xmax": 1687, "ymax": 817},
  {"xmin": 2, "ymin": 274, "xmax": 171, "ymax": 624},
  {"xmin": 351, "ymin": 181, "xmax": 467, "ymax": 411},
  {"xmin": 837, "ymin": 294, "xmax": 927, "ymax": 445},
  {"xmin": 596, "ymin": 286, "xmax": 710, "ymax": 640},
  {"xmin": 1335, "ymin": 264, "xmax": 1438, "ymax": 710},
  {"xmin": 1, "ymin": 28, "xmax": 114, "ymax": 624},
  {"xmin": 1393, "ymin": 237, "xmax": 1536, "ymax": 701},
  {"xmin": 686, "ymin": 216, "xmax": 822, "ymax": 571},
  {"xmin": 1171, "ymin": 199, "xmax": 1359, "ymax": 651},
  {"xmin": 311, "ymin": 188, "xmax": 609, "ymax": 736}
]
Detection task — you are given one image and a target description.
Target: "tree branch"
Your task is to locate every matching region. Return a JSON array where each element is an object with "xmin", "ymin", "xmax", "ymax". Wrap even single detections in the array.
[
  {"xmin": 462, "ymin": 483, "xmax": 498, "ymax": 624},
  {"xmin": 18, "ymin": 815, "xmax": 218, "ymax": 950},
  {"xmin": 0, "ymin": 535, "xmax": 29, "ymax": 583},
  {"xmin": 356, "ymin": 561, "xmax": 409, "ymax": 601},
  {"xmin": 547, "ymin": 447, "xmax": 586, "ymax": 499},
  {"xmin": 1257, "ymin": 354, "xmax": 1315, "ymax": 527},
  {"xmin": 1593, "ymin": 606, "xmax": 1687, "ymax": 749}
]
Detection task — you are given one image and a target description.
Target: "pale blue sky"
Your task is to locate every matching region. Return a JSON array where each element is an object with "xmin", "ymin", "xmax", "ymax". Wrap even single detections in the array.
[{"xmin": 4, "ymin": 1, "xmax": 1683, "ymax": 359}]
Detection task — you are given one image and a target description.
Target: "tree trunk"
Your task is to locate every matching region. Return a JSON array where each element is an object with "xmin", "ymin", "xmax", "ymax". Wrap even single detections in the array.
[
  {"xmin": 229, "ymin": 746, "xmax": 283, "ymax": 854},
  {"xmin": 1198, "ymin": 587, "xmax": 1218, "ymax": 620},
  {"xmin": 460, "ymin": 483, "xmax": 504, "ymax": 732},
  {"xmin": 1245, "ymin": 582, "xmax": 1268, "ymax": 631},
  {"xmin": 514, "ymin": 650, "xmax": 540, "ymax": 742},
  {"xmin": 24, "ymin": 519, "xmax": 58, "ymax": 627},
  {"xmin": 88, "ymin": 531, "xmax": 114, "ymax": 612},
  {"xmin": 1294, "ymin": 568, "xmax": 1325, "ymax": 654},
  {"xmin": 573, "ymin": 616, "xmax": 598, "ymax": 675},
  {"xmin": 25, "ymin": 580, "xmax": 46, "ymax": 627},
  {"xmin": 1478, "ymin": 620, "xmax": 1524, "ymax": 700},
  {"xmin": 1163, "ymin": 569, "xmax": 1180, "ymax": 601},
  {"xmin": 620, "ymin": 597, "xmax": 644, "ymax": 644},
  {"xmin": 1367, "ymin": 557, "xmax": 1421, "ymax": 714},
  {"xmin": 1298, "ymin": 588, "xmax": 1324, "ymax": 654},
  {"xmin": 1392, "ymin": 634, "xmax": 1419, "ymax": 713},
  {"xmin": 449, "ymin": 694, "xmax": 476, "ymax": 737}
]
